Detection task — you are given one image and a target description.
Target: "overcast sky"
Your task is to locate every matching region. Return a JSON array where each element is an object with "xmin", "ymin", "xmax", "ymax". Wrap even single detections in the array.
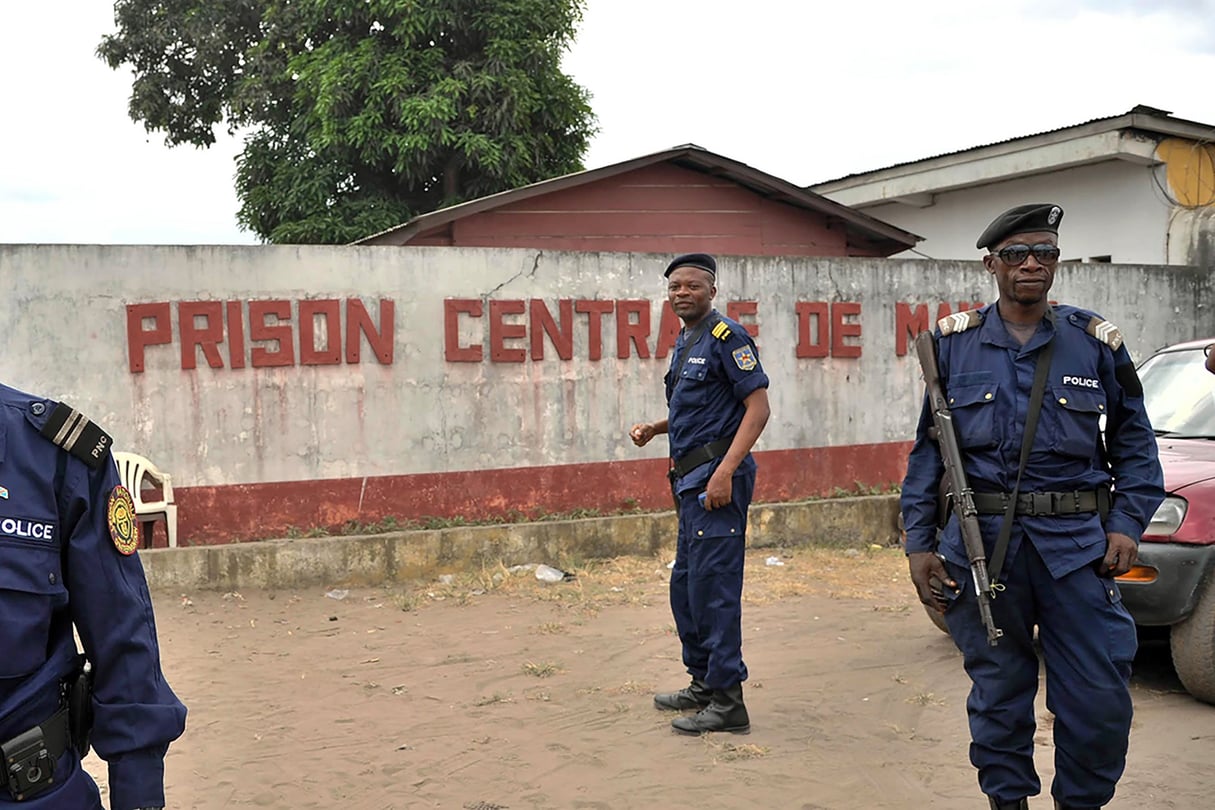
[{"xmin": 3, "ymin": 0, "xmax": 1214, "ymax": 244}]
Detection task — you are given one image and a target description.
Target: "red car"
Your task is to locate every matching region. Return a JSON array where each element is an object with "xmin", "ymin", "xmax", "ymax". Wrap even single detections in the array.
[{"xmin": 1118, "ymin": 337, "xmax": 1215, "ymax": 704}]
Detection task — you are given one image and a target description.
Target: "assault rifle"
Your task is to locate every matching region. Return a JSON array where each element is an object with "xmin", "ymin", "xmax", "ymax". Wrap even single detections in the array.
[{"xmin": 914, "ymin": 331, "xmax": 1003, "ymax": 647}]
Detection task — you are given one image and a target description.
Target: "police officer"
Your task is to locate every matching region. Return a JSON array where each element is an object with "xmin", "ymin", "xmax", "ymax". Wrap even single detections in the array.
[
  {"xmin": 901, "ymin": 204, "xmax": 1165, "ymax": 810},
  {"xmin": 629, "ymin": 253, "xmax": 770, "ymax": 735},
  {"xmin": 0, "ymin": 385, "xmax": 186, "ymax": 809}
]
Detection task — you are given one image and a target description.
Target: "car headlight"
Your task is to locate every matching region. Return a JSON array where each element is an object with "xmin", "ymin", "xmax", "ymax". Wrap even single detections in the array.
[{"xmin": 1145, "ymin": 496, "xmax": 1188, "ymax": 537}]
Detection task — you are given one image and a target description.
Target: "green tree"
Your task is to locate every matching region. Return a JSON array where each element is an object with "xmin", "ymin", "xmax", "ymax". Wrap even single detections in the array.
[{"xmin": 98, "ymin": 0, "xmax": 596, "ymax": 243}]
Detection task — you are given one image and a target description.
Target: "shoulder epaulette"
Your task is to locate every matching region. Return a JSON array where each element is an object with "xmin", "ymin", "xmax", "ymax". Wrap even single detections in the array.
[
  {"xmin": 937, "ymin": 310, "xmax": 983, "ymax": 336},
  {"xmin": 1085, "ymin": 316, "xmax": 1124, "ymax": 350},
  {"xmin": 710, "ymin": 320, "xmax": 732, "ymax": 341},
  {"xmin": 38, "ymin": 402, "xmax": 113, "ymax": 470}
]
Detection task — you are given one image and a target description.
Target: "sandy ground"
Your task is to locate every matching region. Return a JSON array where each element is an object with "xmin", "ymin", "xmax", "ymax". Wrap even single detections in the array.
[{"xmin": 82, "ymin": 546, "xmax": 1215, "ymax": 810}]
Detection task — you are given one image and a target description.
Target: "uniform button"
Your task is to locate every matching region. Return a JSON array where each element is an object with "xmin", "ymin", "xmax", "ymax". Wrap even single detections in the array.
[
  {"xmin": 48, "ymin": 573, "xmax": 56, "ymax": 585},
  {"xmin": 697, "ymin": 530, "xmax": 703, "ymax": 537},
  {"xmin": 1098, "ymin": 404, "xmax": 1105, "ymax": 411},
  {"xmin": 984, "ymin": 393, "xmax": 993, "ymax": 400},
  {"xmin": 1109, "ymin": 589, "xmax": 1115, "ymax": 597},
  {"xmin": 949, "ymin": 397, "xmax": 955, "ymax": 404},
  {"xmin": 31, "ymin": 402, "xmax": 45, "ymax": 415},
  {"xmin": 730, "ymin": 528, "xmax": 736, "ymax": 533},
  {"xmin": 1059, "ymin": 397, "xmax": 1068, "ymax": 405}
]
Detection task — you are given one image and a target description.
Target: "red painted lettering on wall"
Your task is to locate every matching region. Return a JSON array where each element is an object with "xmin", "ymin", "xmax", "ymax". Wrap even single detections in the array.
[
  {"xmin": 489, "ymin": 299, "xmax": 527, "ymax": 363},
  {"xmin": 530, "ymin": 299, "xmax": 573, "ymax": 360},
  {"xmin": 445, "ymin": 299, "xmax": 483, "ymax": 363},
  {"xmin": 226, "ymin": 301, "xmax": 246, "ymax": 369},
  {"xmin": 126, "ymin": 299, "xmax": 395, "ymax": 373},
  {"xmin": 575, "ymin": 300, "xmax": 615, "ymax": 361},
  {"xmin": 796, "ymin": 302, "xmax": 862, "ymax": 358},
  {"xmin": 726, "ymin": 301, "xmax": 759, "ymax": 340},
  {"xmin": 127, "ymin": 303, "xmax": 172, "ymax": 373},
  {"xmin": 346, "ymin": 299, "xmax": 394, "ymax": 364},
  {"xmin": 615, "ymin": 300, "xmax": 651, "ymax": 359},
  {"xmin": 445, "ymin": 298, "xmax": 762, "ymax": 363},
  {"xmin": 654, "ymin": 304, "xmax": 681, "ymax": 359},
  {"xmin": 299, "ymin": 299, "xmax": 341, "ymax": 366},
  {"xmin": 894, "ymin": 301, "xmax": 989, "ymax": 356},
  {"xmin": 796, "ymin": 302, "xmax": 829, "ymax": 358},
  {"xmin": 249, "ymin": 300, "xmax": 294, "ymax": 367},
  {"xmin": 178, "ymin": 301, "xmax": 225, "ymax": 370}
]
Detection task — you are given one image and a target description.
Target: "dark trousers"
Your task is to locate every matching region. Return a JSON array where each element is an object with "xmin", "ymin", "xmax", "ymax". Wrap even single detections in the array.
[
  {"xmin": 669, "ymin": 470, "xmax": 753, "ymax": 690},
  {"xmin": 944, "ymin": 540, "xmax": 1136, "ymax": 808}
]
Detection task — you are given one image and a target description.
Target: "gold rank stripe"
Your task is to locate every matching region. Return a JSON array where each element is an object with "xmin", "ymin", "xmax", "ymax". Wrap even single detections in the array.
[
  {"xmin": 1087, "ymin": 318, "xmax": 1124, "ymax": 350},
  {"xmin": 711, "ymin": 321, "xmax": 732, "ymax": 340}
]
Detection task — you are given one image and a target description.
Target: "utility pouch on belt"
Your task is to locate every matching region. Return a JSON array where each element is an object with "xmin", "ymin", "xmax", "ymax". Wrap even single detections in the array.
[{"xmin": 67, "ymin": 659, "xmax": 94, "ymax": 758}]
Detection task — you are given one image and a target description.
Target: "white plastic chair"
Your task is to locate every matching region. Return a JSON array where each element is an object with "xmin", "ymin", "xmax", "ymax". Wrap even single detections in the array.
[{"xmin": 112, "ymin": 451, "xmax": 178, "ymax": 549}]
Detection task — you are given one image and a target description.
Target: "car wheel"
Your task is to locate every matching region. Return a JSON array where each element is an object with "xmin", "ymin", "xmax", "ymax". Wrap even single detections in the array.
[
  {"xmin": 1170, "ymin": 578, "xmax": 1215, "ymax": 705},
  {"xmin": 923, "ymin": 604, "xmax": 950, "ymax": 635}
]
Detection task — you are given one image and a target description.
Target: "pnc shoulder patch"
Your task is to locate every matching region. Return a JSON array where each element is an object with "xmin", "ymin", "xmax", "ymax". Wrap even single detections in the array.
[
  {"xmin": 38, "ymin": 403, "xmax": 113, "ymax": 470},
  {"xmin": 732, "ymin": 346, "xmax": 757, "ymax": 371},
  {"xmin": 937, "ymin": 310, "xmax": 983, "ymax": 336},
  {"xmin": 107, "ymin": 486, "xmax": 140, "ymax": 555},
  {"xmin": 1086, "ymin": 316, "xmax": 1124, "ymax": 351}
]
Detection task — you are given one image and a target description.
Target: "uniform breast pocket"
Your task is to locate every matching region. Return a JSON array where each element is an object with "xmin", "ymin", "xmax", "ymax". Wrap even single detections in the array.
[
  {"xmin": 0, "ymin": 542, "xmax": 67, "ymax": 678},
  {"xmin": 678, "ymin": 362, "xmax": 711, "ymax": 403},
  {"xmin": 1046, "ymin": 386, "xmax": 1106, "ymax": 458},
  {"xmin": 948, "ymin": 382, "xmax": 1000, "ymax": 449}
]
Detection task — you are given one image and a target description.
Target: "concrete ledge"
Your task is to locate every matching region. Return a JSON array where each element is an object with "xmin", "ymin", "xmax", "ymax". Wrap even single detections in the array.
[{"xmin": 142, "ymin": 494, "xmax": 901, "ymax": 591}]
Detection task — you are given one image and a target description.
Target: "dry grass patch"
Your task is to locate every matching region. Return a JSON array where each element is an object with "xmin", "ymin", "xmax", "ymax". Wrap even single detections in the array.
[
  {"xmin": 704, "ymin": 739, "xmax": 770, "ymax": 761},
  {"xmin": 522, "ymin": 660, "xmax": 562, "ymax": 678},
  {"xmin": 391, "ymin": 546, "xmax": 914, "ymax": 615}
]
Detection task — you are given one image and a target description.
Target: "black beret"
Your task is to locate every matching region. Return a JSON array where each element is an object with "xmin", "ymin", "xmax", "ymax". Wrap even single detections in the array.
[
  {"xmin": 664, "ymin": 252, "xmax": 717, "ymax": 278},
  {"xmin": 975, "ymin": 203, "xmax": 1064, "ymax": 250}
]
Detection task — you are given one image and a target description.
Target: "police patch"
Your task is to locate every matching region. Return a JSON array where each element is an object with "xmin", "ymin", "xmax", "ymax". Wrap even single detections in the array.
[
  {"xmin": 107, "ymin": 486, "xmax": 140, "ymax": 555},
  {"xmin": 732, "ymin": 346, "xmax": 757, "ymax": 371}
]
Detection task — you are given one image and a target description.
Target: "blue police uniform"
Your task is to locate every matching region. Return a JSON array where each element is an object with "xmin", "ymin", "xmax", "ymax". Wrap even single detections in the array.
[
  {"xmin": 665, "ymin": 311, "xmax": 768, "ymax": 690},
  {"xmin": 0, "ymin": 384, "xmax": 186, "ymax": 809},
  {"xmin": 901, "ymin": 304, "xmax": 1164, "ymax": 808}
]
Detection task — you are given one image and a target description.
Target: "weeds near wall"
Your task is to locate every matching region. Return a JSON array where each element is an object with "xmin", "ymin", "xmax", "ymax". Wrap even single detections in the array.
[{"xmin": 268, "ymin": 483, "xmax": 900, "ymax": 543}]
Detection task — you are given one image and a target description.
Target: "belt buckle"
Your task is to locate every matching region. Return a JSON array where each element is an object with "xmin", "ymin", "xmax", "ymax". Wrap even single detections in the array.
[
  {"xmin": 0, "ymin": 726, "xmax": 55, "ymax": 800},
  {"xmin": 1029, "ymin": 492, "xmax": 1052, "ymax": 516}
]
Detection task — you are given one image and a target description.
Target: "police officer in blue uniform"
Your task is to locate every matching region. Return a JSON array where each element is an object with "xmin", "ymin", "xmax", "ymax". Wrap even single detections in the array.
[
  {"xmin": 629, "ymin": 252, "xmax": 771, "ymax": 735},
  {"xmin": 901, "ymin": 204, "xmax": 1165, "ymax": 810},
  {"xmin": 0, "ymin": 385, "xmax": 186, "ymax": 809}
]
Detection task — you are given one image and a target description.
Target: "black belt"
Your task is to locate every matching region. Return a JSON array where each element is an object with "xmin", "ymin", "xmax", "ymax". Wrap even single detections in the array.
[
  {"xmin": 972, "ymin": 489, "xmax": 1105, "ymax": 517},
  {"xmin": 671, "ymin": 437, "xmax": 734, "ymax": 478},
  {"xmin": 0, "ymin": 706, "xmax": 71, "ymax": 800}
]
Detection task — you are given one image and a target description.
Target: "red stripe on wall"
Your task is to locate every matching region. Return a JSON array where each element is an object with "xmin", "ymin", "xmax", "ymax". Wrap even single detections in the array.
[{"xmin": 163, "ymin": 441, "xmax": 913, "ymax": 546}]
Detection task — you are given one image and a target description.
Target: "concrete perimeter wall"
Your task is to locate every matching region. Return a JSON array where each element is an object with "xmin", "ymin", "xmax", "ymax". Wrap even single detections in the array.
[
  {"xmin": 2, "ymin": 245, "xmax": 1210, "ymax": 544},
  {"xmin": 141, "ymin": 495, "xmax": 903, "ymax": 592}
]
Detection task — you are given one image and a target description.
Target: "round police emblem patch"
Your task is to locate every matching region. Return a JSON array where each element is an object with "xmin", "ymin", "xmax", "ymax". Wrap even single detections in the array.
[
  {"xmin": 107, "ymin": 486, "xmax": 140, "ymax": 555},
  {"xmin": 1047, "ymin": 206, "xmax": 1061, "ymax": 225}
]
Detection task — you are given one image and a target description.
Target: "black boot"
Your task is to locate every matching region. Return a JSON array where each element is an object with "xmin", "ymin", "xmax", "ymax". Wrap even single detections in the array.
[
  {"xmin": 987, "ymin": 798, "xmax": 1028, "ymax": 810},
  {"xmin": 1054, "ymin": 802, "xmax": 1101, "ymax": 810},
  {"xmin": 653, "ymin": 678, "xmax": 711, "ymax": 711},
  {"xmin": 671, "ymin": 684, "xmax": 750, "ymax": 735}
]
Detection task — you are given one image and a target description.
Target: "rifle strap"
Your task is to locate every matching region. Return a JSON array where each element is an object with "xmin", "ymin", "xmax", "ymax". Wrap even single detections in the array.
[{"xmin": 989, "ymin": 323, "xmax": 1056, "ymax": 585}]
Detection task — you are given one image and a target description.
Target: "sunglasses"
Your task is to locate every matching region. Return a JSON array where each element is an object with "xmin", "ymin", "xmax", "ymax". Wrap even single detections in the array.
[{"xmin": 991, "ymin": 243, "xmax": 1061, "ymax": 266}]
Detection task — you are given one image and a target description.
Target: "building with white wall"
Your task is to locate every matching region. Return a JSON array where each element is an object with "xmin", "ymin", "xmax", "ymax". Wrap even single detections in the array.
[
  {"xmin": 1, "ymin": 245, "xmax": 1208, "ymax": 546},
  {"xmin": 809, "ymin": 105, "xmax": 1215, "ymax": 266}
]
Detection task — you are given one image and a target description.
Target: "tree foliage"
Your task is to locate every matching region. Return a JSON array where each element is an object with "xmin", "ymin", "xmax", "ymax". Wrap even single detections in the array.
[{"xmin": 98, "ymin": 0, "xmax": 596, "ymax": 243}]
